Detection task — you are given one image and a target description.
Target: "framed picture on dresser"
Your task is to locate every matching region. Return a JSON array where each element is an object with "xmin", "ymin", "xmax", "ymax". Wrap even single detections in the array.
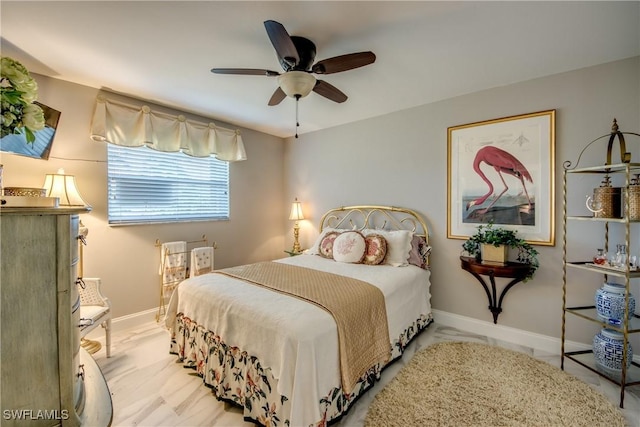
[{"xmin": 0, "ymin": 102, "xmax": 61, "ymax": 160}]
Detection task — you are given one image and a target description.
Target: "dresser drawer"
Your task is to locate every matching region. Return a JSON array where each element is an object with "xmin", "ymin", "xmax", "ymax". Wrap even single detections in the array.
[
  {"xmin": 72, "ymin": 297, "xmax": 86, "ymax": 417},
  {"xmin": 71, "ymin": 264, "xmax": 79, "ymax": 307},
  {"xmin": 70, "ymin": 215, "xmax": 80, "ymax": 266}
]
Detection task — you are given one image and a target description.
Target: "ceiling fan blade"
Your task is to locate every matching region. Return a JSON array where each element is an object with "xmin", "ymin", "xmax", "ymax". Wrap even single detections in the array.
[
  {"xmin": 264, "ymin": 20, "xmax": 299, "ymax": 69},
  {"xmin": 313, "ymin": 80, "xmax": 348, "ymax": 103},
  {"xmin": 268, "ymin": 87, "xmax": 287, "ymax": 106},
  {"xmin": 211, "ymin": 68, "xmax": 280, "ymax": 76},
  {"xmin": 312, "ymin": 52, "xmax": 376, "ymax": 74}
]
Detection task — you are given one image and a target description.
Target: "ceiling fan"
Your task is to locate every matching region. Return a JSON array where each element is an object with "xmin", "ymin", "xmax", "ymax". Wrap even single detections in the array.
[{"xmin": 211, "ymin": 20, "xmax": 376, "ymax": 106}]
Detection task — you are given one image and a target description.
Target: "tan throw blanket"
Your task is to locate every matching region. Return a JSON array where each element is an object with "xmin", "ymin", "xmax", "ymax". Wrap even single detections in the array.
[{"xmin": 216, "ymin": 261, "xmax": 390, "ymax": 394}]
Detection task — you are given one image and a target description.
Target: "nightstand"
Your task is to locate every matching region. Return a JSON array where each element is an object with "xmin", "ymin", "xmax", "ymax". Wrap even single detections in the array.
[{"xmin": 284, "ymin": 250, "xmax": 303, "ymax": 256}]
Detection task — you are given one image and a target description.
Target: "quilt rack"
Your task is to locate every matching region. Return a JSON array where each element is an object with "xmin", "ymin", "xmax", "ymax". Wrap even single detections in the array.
[{"xmin": 155, "ymin": 235, "xmax": 216, "ymax": 321}]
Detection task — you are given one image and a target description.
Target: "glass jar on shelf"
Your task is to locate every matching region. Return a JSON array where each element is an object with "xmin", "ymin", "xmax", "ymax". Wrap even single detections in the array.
[
  {"xmin": 613, "ymin": 244, "xmax": 627, "ymax": 268},
  {"xmin": 593, "ymin": 248, "xmax": 607, "ymax": 265}
]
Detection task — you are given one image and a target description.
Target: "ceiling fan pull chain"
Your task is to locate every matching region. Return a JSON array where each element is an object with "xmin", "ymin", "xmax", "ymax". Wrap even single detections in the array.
[{"xmin": 295, "ymin": 94, "xmax": 300, "ymax": 138}]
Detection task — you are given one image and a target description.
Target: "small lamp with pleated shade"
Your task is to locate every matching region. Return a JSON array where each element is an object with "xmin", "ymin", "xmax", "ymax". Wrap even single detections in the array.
[
  {"xmin": 289, "ymin": 198, "xmax": 304, "ymax": 253},
  {"xmin": 42, "ymin": 168, "xmax": 90, "ymax": 207}
]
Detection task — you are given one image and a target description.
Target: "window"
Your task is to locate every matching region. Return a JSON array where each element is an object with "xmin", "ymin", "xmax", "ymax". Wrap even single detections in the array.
[{"xmin": 107, "ymin": 144, "xmax": 229, "ymax": 224}]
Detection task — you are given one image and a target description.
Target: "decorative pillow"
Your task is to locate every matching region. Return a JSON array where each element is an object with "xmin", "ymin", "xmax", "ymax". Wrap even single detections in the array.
[
  {"xmin": 363, "ymin": 229, "xmax": 412, "ymax": 266},
  {"xmin": 319, "ymin": 231, "xmax": 340, "ymax": 259},
  {"xmin": 408, "ymin": 235, "xmax": 431, "ymax": 269},
  {"xmin": 307, "ymin": 228, "xmax": 338, "ymax": 255},
  {"xmin": 332, "ymin": 231, "xmax": 366, "ymax": 264},
  {"xmin": 363, "ymin": 234, "xmax": 387, "ymax": 265}
]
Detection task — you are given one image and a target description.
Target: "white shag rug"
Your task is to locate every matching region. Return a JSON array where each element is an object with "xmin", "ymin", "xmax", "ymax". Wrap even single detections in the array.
[{"xmin": 365, "ymin": 341, "xmax": 626, "ymax": 427}]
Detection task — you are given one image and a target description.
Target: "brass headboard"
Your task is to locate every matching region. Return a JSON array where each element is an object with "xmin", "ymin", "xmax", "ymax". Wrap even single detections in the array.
[{"xmin": 318, "ymin": 205, "xmax": 430, "ymax": 244}]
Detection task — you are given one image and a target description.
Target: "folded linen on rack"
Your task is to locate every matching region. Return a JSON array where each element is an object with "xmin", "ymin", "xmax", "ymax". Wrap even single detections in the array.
[
  {"xmin": 160, "ymin": 241, "xmax": 187, "ymax": 286},
  {"xmin": 190, "ymin": 246, "xmax": 214, "ymax": 277}
]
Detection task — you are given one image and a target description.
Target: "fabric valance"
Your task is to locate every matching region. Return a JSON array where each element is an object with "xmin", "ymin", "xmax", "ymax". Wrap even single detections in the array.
[{"xmin": 90, "ymin": 95, "xmax": 246, "ymax": 162}]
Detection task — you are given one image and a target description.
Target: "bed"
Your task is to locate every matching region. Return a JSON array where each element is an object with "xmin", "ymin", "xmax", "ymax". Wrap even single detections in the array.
[{"xmin": 165, "ymin": 205, "xmax": 433, "ymax": 427}]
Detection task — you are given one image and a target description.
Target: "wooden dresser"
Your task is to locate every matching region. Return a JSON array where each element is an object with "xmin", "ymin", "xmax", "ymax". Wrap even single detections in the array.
[{"xmin": 0, "ymin": 207, "xmax": 112, "ymax": 426}]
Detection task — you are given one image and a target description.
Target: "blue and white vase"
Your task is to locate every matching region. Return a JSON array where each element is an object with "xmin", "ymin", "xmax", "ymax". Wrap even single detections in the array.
[
  {"xmin": 593, "ymin": 328, "xmax": 633, "ymax": 373},
  {"xmin": 595, "ymin": 282, "xmax": 635, "ymax": 325}
]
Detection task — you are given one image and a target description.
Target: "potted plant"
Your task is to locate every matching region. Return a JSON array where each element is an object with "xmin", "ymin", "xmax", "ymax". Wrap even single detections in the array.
[{"xmin": 462, "ymin": 221, "xmax": 539, "ymax": 280}]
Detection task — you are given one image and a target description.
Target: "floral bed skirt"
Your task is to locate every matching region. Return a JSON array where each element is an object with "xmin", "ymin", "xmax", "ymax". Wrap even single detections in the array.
[{"xmin": 170, "ymin": 312, "xmax": 433, "ymax": 427}]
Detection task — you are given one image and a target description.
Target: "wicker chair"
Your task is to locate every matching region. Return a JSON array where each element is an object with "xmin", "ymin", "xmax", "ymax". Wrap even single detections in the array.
[{"xmin": 78, "ymin": 278, "xmax": 112, "ymax": 357}]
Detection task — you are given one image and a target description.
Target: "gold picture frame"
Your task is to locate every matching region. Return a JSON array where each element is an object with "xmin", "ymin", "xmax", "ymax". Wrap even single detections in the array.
[{"xmin": 447, "ymin": 110, "xmax": 556, "ymax": 245}]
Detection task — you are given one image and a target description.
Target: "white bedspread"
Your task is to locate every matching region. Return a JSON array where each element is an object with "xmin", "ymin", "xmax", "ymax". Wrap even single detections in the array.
[{"xmin": 166, "ymin": 254, "xmax": 431, "ymax": 426}]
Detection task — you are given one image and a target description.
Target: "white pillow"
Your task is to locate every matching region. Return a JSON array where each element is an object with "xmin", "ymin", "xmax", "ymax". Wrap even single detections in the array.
[
  {"xmin": 363, "ymin": 229, "xmax": 413, "ymax": 266},
  {"xmin": 332, "ymin": 231, "xmax": 366, "ymax": 264}
]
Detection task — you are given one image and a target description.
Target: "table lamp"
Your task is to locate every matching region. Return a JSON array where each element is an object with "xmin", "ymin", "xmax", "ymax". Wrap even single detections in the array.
[
  {"xmin": 289, "ymin": 198, "xmax": 304, "ymax": 253},
  {"xmin": 42, "ymin": 168, "xmax": 89, "ymax": 207}
]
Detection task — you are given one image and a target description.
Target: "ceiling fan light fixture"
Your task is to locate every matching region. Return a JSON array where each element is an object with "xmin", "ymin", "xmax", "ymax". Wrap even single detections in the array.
[{"xmin": 278, "ymin": 71, "xmax": 316, "ymax": 98}]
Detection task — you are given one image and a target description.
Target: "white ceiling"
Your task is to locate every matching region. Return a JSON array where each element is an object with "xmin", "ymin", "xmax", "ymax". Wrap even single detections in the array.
[{"xmin": 1, "ymin": 1, "xmax": 639, "ymax": 138}]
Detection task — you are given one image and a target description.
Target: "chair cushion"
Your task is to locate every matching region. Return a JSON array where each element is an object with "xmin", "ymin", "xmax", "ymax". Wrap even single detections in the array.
[{"xmin": 80, "ymin": 305, "xmax": 110, "ymax": 320}]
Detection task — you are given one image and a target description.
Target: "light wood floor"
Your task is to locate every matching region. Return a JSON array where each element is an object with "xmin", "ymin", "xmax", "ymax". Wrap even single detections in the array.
[{"xmin": 92, "ymin": 321, "xmax": 640, "ymax": 426}]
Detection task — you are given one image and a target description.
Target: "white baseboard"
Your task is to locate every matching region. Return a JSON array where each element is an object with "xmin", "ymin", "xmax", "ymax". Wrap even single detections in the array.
[
  {"xmin": 111, "ymin": 307, "xmax": 159, "ymax": 331},
  {"xmin": 432, "ymin": 309, "xmax": 590, "ymax": 354},
  {"xmin": 84, "ymin": 307, "xmax": 158, "ymax": 340},
  {"xmin": 433, "ymin": 309, "xmax": 640, "ymax": 363}
]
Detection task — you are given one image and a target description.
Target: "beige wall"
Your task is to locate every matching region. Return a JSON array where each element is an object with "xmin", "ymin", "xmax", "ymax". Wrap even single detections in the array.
[
  {"xmin": 0, "ymin": 75, "xmax": 286, "ymax": 318},
  {"xmin": 284, "ymin": 56, "xmax": 640, "ymax": 347},
  {"xmin": 2, "ymin": 57, "xmax": 638, "ymax": 348}
]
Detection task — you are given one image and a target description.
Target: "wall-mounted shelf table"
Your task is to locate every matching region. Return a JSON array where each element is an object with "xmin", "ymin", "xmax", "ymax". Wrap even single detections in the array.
[{"xmin": 460, "ymin": 256, "xmax": 534, "ymax": 324}]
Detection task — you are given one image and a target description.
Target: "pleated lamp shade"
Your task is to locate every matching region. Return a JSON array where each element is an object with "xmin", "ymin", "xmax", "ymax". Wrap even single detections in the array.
[
  {"xmin": 289, "ymin": 198, "xmax": 304, "ymax": 220},
  {"xmin": 43, "ymin": 169, "xmax": 89, "ymax": 207}
]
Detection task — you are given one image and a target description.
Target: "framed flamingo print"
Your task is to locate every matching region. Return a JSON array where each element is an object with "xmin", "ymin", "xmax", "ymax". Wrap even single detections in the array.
[{"xmin": 447, "ymin": 110, "xmax": 556, "ymax": 245}]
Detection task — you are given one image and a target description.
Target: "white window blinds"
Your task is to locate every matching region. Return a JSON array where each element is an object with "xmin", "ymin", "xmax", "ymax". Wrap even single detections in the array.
[{"xmin": 107, "ymin": 144, "xmax": 229, "ymax": 225}]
